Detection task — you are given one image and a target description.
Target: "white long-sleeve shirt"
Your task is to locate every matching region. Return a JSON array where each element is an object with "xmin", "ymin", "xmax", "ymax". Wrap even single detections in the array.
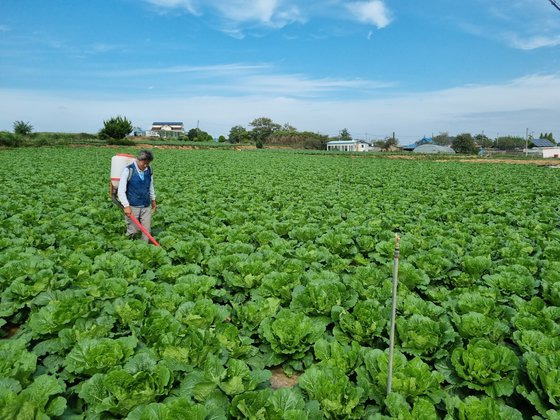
[{"xmin": 117, "ymin": 161, "xmax": 156, "ymax": 208}]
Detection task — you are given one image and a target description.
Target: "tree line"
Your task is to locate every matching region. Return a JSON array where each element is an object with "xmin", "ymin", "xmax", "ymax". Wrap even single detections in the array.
[
  {"xmin": 431, "ymin": 132, "xmax": 557, "ymax": 154},
  {"xmin": 3, "ymin": 116, "xmax": 557, "ymax": 154}
]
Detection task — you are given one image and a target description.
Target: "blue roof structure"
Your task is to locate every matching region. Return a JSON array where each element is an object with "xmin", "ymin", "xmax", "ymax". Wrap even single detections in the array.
[
  {"xmin": 417, "ymin": 136, "xmax": 433, "ymax": 145},
  {"xmin": 402, "ymin": 136, "xmax": 433, "ymax": 151},
  {"xmin": 531, "ymin": 138, "xmax": 555, "ymax": 147}
]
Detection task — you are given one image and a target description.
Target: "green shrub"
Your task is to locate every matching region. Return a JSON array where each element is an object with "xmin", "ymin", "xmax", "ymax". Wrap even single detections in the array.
[
  {"xmin": 13, "ymin": 121, "xmax": 33, "ymax": 136},
  {"xmin": 0, "ymin": 131, "xmax": 22, "ymax": 147},
  {"xmin": 99, "ymin": 116, "xmax": 133, "ymax": 140}
]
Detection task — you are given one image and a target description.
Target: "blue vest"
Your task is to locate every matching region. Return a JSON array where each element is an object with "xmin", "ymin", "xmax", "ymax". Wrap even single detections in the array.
[{"xmin": 126, "ymin": 163, "xmax": 151, "ymax": 207}]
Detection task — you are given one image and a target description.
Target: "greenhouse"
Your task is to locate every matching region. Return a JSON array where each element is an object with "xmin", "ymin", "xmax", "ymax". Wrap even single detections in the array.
[{"xmin": 412, "ymin": 144, "xmax": 456, "ymax": 154}]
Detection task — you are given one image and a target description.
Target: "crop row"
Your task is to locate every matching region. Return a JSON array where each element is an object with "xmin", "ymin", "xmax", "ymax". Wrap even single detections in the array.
[{"xmin": 0, "ymin": 148, "xmax": 559, "ymax": 418}]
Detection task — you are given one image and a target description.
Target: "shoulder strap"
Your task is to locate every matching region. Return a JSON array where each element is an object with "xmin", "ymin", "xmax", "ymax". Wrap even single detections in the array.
[{"xmin": 126, "ymin": 164, "xmax": 152, "ymax": 182}]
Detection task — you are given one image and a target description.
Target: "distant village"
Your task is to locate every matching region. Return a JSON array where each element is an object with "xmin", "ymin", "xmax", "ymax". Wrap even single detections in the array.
[{"xmin": 132, "ymin": 121, "xmax": 560, "ymax": 157}]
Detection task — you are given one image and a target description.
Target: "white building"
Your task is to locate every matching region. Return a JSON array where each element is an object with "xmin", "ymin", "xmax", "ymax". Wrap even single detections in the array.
[
  {"xmin": 327, "ymin": 140, "xmax": 376, "ymax": 152},
  {"xmin": 148, "ymin": 122, "xmax": 184, "ymax": 138},
  {"xmin": 542, "ymin": 148, "xmax": 560, "ymax": 158},
  {"xmin": 524, "ymin": 138, "xmax": 560, "ymax": 158},
  {"xmin": 526, "ymin": 147, "xmax": 560, "ymax": 158}
]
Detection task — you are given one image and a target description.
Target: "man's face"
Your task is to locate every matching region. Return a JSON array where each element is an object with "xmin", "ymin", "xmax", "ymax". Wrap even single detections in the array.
[{"xmin": 137, "ymin": 159, "xmax": 150, "ymax": 171}]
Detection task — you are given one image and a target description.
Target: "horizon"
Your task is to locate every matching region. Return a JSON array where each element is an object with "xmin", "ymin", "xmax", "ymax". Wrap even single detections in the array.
[{"xmin": 1, "ymin": 0, "xmax": 560, "ymax": 142}]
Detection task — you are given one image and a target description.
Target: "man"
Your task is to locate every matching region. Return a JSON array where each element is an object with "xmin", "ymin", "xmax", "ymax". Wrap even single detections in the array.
[{"xmin": 117, "ymin": 149, "xmax": 157, "ymax": 242}]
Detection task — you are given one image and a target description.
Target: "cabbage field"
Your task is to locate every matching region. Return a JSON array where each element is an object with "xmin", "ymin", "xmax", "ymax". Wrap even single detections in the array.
[{"xmin": 1, "ymin": 147, "xmax": 560, "ymax": 419}]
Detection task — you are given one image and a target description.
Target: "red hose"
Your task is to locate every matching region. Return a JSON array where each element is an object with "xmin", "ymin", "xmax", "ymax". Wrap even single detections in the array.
[{"xmin": 128, "ymin": 213, "xmax": 161, "ymax": 246}]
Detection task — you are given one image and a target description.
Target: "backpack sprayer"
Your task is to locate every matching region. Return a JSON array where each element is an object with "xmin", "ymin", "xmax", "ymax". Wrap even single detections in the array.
[{"xmin": 110, "ymin": 154, "xmax": 160, "ymax": 246}]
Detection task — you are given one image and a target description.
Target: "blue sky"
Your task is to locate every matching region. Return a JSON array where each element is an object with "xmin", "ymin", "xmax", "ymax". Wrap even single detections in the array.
[{"xmin": 1, "ymin": 0, "xmax": 559, "ymax": 142}]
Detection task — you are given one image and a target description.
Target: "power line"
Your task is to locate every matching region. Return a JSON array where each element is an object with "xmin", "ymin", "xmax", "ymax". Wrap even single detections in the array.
[{"xmin": 549, "ymin": 0, "xmax": 560, "ymax": 12}]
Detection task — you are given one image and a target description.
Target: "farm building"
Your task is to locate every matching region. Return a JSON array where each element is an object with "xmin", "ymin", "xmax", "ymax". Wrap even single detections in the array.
[
  {"xmin": 327, "ymin": 140, "xmax": 377, "ymax": 152},
  {"xmin": 402, "ymin": 136, "xmax": 434, "ymax": 151},
  {"xmin": 526, "ymin": 138, "xmax": 560, "ymax": 158},
  {"xmin": 146, "ymin": 122, "xmax": 185, "ymax": 138},
  {"xmin": 131, "ymin": 127, "xmax": 145, "ymax": 136},
  {"xmin": 412, "ymin": 144, "xmax": 456, "ymax": 154},
  {"xmin": 540, "ymin": 148, "xmax": 560, "ymax": 158}
]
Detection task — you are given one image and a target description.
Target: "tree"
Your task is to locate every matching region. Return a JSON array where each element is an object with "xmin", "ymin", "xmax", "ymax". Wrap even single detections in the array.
[
  {"xmin": 338, "ymin": 128, "xmax": 352, "ymax": 141},
  {"xmin": 13, "ymin": 121, "xmax": 33, "ymax": 136},
  {"xmin": 282, "ymin": 123, "xmax": 297, "ymax": 132},
  {"xmin": 382, "ymin": 136, "xmax": 398, "ymax": 151},
  {"xmin": 187, "ymin": 128, "xmax": 199, "ymax": 141},
  {"xmin": 495, "ymin": 136, "xmax": 525, "ymax": 150},
  {"xmin": 373, "ymin": 140, "xmax": 386, "ymax": 148},
  {"xmin": 228, "ymin": 125, "xmax": 250, "ymax": 144},
  {"xmin": 99, "ymin": 116, "xmax": 132, "ymax": 139},
  {"xmin": 474, "ymin": 133, "xmax": 494, "ymax": 148},
  {"xmin": 249, "ymin": 117, "xmax": 281, "ymax": 148},
  {"xmin": 267, "ymin": 130, "xmax": 328, "ymax": 150},
  {"xmin": 198, "ymin": 130, "xmax": 213, "ymax": 142},
  {"xmin": 452, "ymin": 133, "xmax": 477, "ymax": 154},
  {"xmin": 539, "ymin": 132, "xmax": 556, "ymax": 143},
  {"xmin": 186, "ymin": 127, "xmax": 213, "ymax": 142},
  {"xmin": 433, "ymin": 132, "xmax": 454, "ymax": 146},
  {"xmin": 218, "ymin": 135, "xmax": 226, "ymax": 143}
]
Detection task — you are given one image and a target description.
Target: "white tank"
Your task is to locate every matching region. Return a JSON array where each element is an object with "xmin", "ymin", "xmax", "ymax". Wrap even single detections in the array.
[{"xmin": 110, "ymin": 154, "xmax": 135, "ymax": 188}]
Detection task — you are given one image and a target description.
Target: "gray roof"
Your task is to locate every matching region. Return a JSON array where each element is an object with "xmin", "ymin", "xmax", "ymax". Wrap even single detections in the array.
[{"xmin": 327, "ymin": 140, "xmax": 368, "ymax": 145}]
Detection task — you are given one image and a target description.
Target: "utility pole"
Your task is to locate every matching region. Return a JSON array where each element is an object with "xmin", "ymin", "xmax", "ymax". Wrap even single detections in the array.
[{"xmin": 525, "ymin": 128, "xmax": 529, "ymax": 157}]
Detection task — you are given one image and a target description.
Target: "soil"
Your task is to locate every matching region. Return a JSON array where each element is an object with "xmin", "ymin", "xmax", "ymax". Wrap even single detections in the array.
[
  {"xmin": 65, "ymin": 142, "xmax": 560, "ymax": 166},
  {"xmin": 4, "ymin": 324, "xmax": 19, "ymax": 338},
  {"xmin": 134, "ymin": 144, "xmax": 255, "ymax": 151},
  {"xmin": 269, "ymin": 367, "xmax": 300, "ymax": 389},
  {"xmin": 383, "ymin": 154, "xmax": 558, "ymax": 166}
]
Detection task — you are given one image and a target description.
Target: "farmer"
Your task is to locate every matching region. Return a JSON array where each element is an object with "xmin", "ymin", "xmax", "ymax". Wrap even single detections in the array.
[{"xmin": 117, "ymin": 149, "xmax": 157, "ymax": 242}]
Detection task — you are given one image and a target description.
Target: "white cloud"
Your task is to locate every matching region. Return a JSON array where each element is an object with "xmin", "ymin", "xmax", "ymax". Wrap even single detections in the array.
[
  {"xmin": 231, "ymin": 74, "xmax": 395, "ymax": 96},
  {"xmin": 140, "ymin": 0, "xmax": 395, "ymax": 33},
  {"xmin": 508, "ymin": 34, "xmax": 560, "ymax": 50},
  {"xmin": 89, "ymin": 63, "xmax": 394, "ymax": 97},
  {"xmin": 90, "ymin": 43, "xmax": 124, "ymax": 53},
  {"xmin": 346, "ymin": 1, "xmax": 391, "ymax": 28},
  {"xmin": 142, "ymin": 0, "xmax": 303, "ymax": 28},
  {"xmin": 213, "ymin": 0, "xmax": 278, "ymax": 24},
  {"xmin": 93, "ymin": 63, "xmax": 271, "ymax": 77},
  {"xmin": 469, "ymin": 0, "xmax": 560, "ymax": 50},
  {"xmin": 143, "ymin": 0, "xmax": 199, "ymax": 15},
  {"xmin": 1, "ymin": 74, "xmax": 559, "ymax": 139}
]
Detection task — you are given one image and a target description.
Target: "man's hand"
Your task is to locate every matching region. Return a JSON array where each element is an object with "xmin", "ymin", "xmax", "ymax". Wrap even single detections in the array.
[
  {"xmin": 124, "ymin": 206, "xmax": 132, "ymax": 217},
  {"xmin": 151, "ymin": 200, "xmax": 157, "ymax": 213}
]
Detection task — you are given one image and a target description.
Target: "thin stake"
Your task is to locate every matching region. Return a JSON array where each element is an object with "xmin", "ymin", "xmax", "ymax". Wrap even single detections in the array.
[{"xmin": 387, "ymin": 234, "xmax": 400, "ymax": 394}]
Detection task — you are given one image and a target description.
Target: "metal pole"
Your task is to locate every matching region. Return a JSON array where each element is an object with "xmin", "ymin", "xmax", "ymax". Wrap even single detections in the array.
[
  {"xmin": 525, "ymin": 128, "xmax": 529, "ymax": 157},
  {"xmin": 387, "ymin": 234, "xmax": 400, "ymax": 394}
]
